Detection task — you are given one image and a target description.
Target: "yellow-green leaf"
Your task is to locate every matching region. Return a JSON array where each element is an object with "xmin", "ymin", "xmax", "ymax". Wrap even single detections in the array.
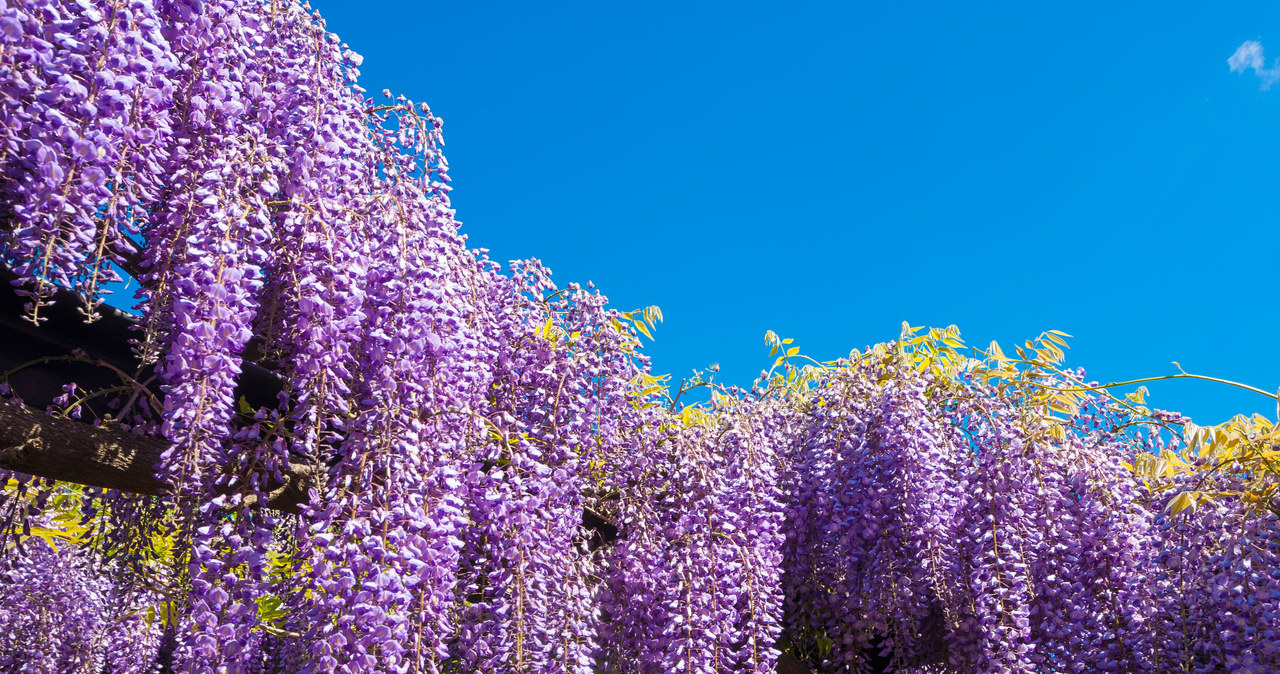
[{"xmin": 1167, "ymin": 491, "xmax": 1196, "ymax": 515}]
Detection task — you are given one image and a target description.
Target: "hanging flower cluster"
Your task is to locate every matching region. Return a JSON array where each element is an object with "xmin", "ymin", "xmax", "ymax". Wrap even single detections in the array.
[
  {"xmin": 772, "ymin": 349, "xmax": 1280, "ymax": 673},
  {"xmin": 598, "ymin": 396, "xmax": 788, "ymax": 674},
  {"xmin": 0, "ymin": 535, "xmax": 163, "ymax": 673},
  {"xmin": 1, "ymin": 2, "xmax": 1279, "ymax": 673}
]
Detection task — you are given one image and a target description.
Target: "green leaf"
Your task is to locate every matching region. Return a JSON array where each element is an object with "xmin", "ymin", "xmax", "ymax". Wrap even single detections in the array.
[{"xmin": 818, "ymin": 633, "xmax": 834, "ymax": 658}]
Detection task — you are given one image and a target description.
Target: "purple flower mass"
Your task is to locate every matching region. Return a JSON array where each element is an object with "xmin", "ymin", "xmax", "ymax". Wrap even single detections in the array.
[{"xmin": 0, "ymin": 1, "xmax": 1278, "ymax": 672}]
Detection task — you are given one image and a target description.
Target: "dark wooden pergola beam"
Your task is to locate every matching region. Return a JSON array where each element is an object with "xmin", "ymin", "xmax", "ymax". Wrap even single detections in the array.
[
  {"xmin": 0, "ymin": 396, "xmax": 314, "ymax": 512},
  {"xmin": 0, "ymin": 395, "xmax": 169, "ymax": 494}
]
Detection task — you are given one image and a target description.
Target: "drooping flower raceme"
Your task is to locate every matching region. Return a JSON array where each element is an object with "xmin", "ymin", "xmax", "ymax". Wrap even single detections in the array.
[{"xmin": 0, "ymin": 536, "xmax": 163, "ymax": 673}]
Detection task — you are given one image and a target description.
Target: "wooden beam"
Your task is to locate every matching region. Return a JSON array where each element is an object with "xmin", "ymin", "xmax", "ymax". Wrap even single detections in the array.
[{"xmin": 0, "ymin": 397, "xmax": 315, "ymax": 513}]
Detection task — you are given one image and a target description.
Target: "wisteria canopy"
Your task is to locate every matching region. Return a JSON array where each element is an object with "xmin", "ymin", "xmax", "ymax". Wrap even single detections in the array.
[{"xmin": 0, "ymin": 1, "xmax": 1278, "ymax": 673}]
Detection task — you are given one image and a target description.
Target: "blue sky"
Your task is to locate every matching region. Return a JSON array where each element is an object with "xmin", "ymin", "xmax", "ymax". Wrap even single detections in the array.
[{"xmin": 312, "ymin": 1, "xmax": 1279, "ymax": 424}]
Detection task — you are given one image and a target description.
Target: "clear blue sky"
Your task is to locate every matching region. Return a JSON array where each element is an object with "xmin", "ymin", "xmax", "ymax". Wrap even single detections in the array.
[{"xmin": 311, "ymin": 1, "xmax": 1278, "ymax": 424}]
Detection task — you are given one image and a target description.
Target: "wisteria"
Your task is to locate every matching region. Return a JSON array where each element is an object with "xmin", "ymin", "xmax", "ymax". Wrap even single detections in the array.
[
  {"xmin": 0, "ymin": 534, "xmax": 163, "ymax": 673},
  {"xmin": 2, "ymin": 1, "xmax": 1279, "ymax": 673}
]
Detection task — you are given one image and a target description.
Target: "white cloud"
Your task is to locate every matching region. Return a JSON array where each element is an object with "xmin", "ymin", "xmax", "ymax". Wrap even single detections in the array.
[{"xmin": 1229, "ymin": 40, "xmax": 1280, "ymax": 89}]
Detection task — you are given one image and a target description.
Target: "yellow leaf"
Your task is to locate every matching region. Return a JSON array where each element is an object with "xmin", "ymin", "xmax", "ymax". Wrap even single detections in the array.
[
  {"xmin": 786, "ymin": 346, "xmax": 800, "ymax": 357},
  {"xmin": 634, "ymin": 320, "xmax": 653, "ymax": 340},
  {"xmin": 1150, "ymin": 457, "xmax": 1168, "ymax": 478},
  {"xmin": 1167, "ymin": 491, "xmax": 1196, "ymax": 515},
  {"xmin": 1048, "ymin": 400, "xmax": 1078, "ymax": 416}
]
